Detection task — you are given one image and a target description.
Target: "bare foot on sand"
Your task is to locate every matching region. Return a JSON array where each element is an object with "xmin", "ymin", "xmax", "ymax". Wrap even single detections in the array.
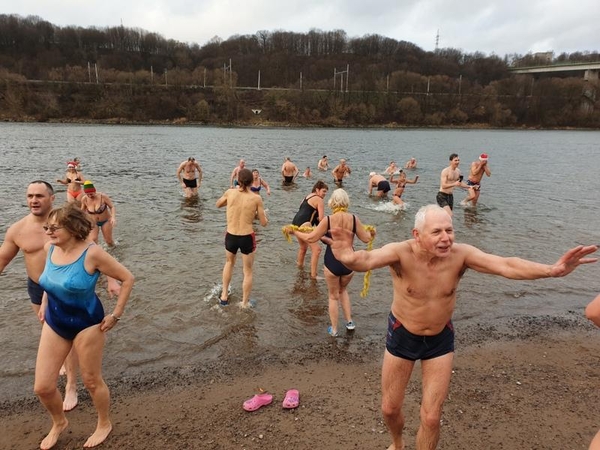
[
  {"xmin": 62, "ymin": 387, "xmax": 78, "ymax": 411},
  {"xmin": 83, "ymin": 423, "xmax": 113, "ymax": 448},
  {"xmin": 387, "ymin": 442, "xmax": 405, "ymax": 450},
  {"xmin": 40, "ymin": 419, "xmax": 68, "ymax": 450}
]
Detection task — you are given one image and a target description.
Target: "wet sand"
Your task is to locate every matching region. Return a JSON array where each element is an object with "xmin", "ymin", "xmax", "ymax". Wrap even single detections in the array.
[{"xmin": 1, "ymin": 315, "xmax": 599, "ymax": 450}]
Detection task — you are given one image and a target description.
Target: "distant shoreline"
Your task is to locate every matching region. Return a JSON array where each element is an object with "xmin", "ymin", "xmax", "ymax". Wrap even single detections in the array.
[{"xmin": 2, "ymin": 116, "xmax": 597, "ymax": 131}]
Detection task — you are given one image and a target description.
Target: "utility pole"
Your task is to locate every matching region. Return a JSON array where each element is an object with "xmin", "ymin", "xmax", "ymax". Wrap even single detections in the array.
[
  {"xmin": 300, "ymin": 72, "xmax": 303, "ymax": 90},
  {"xmin": 164, "ymin": 68, "xmax": 168, "ymax": 87},
  {"xmin": 203, "ymin": 68, "xmax": 206, "ymax": 88},
  {"xmin": 258, "ymin": 70, "xmax": 261, "ymax": 90},
  {"xmin": 94, "ymin": 63, "xmax": 99, "ymax": 84},
  {"xmin": 87, "ymin": 62, "xmax": 91, "ymax": 83},
  {"xmin": 334, "ymin": 65, "xmax": 349, "ymax": 93},
  {"xmin": 223, "ymin": 59, "xmax": 232, "ymax": 87}
]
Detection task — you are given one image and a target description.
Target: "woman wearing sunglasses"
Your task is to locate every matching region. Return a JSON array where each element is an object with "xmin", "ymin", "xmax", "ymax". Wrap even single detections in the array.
[{"xmin": 35, "ymin": 203, "xmax": 134, "ymax": 449}]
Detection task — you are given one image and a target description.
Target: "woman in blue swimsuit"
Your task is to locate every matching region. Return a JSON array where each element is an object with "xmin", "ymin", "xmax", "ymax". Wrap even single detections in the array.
[
  {"xmin": 35, "ymin": 203, "xmax": 134, "ymax": 449},
  {"xmin": 287, "ymin": 189, "xmax": 374, "ymax": 336},
  {"xmin": 79, "ymin": 181, "xmax": 117, "ymax": 246}
]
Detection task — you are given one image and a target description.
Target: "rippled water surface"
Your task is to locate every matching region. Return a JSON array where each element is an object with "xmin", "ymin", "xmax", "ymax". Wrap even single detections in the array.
[{"xmin": 1, "ymin": 124, "xmax": 599, "ymax": 400}]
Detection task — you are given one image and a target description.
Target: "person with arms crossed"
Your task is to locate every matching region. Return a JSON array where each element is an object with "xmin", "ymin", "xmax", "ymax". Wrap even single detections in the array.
[
  {"xmin": 324, "ymin": 204, "xmax": 597, "ymax": 450},
  {"xmin": 177, "ymin": 157, "xmax": 203, "ymax": 198},
  {"xmin": 216, "ymin": 168, "xmax": 268, "ymax": 308}
]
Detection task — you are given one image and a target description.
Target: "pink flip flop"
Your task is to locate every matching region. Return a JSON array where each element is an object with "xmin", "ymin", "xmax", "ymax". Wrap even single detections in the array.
[
  {"xmin": 243, "ymin": 393, "xmax": 273, "ymax": 412},
  {"xmin": 282, "ymin": 389, "xmax": 300, "ymax": 409}
]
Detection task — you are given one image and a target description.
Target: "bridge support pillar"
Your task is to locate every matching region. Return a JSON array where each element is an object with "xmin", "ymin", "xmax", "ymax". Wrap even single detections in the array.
[{"xmin": 584, "ymin": 69, "xmax": 599, "ymax": 81}]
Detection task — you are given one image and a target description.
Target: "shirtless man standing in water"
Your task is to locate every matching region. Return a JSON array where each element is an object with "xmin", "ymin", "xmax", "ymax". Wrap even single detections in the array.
[
  {"xmin": 461, "ymin": 153, "xmax": 491, "ymax": 207},
  {"xmin": 177, "ymin": 157, "xmax": 203, "ymax": 198},
  {"xmin": 332, "ymin": 159, "xmax": 352, "ymax": 184},
  {"xmin": 0, "ymin": 181, "xmax": 114, "ymax": 412},
  {"xmin": 436, "ymin": 153, "xmax": 467, "ymax": 217},
  {"xmin": 281, "ymin": 157, "xmax": 299, "ymax": 185},
  {"xmin": 325, "ymin": 204, "xmax": 598, "ymax": 450},
  {"xmin": 216, "ymin": 168, "xmax": 268, "ymax": 308}
]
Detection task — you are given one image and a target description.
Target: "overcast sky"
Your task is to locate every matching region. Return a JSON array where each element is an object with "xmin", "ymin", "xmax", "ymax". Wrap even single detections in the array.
[{"xmin": 3, "ymin": 0, "xmax": 599, "ymax": 56}]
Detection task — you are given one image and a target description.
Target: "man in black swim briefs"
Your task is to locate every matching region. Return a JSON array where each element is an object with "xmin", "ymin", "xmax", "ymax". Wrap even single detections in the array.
[
  {"xmin": 281, "ymin": 157, "xmax": 299, "ymax": 185},
  {"xmin": 324, "ymin": 204, "xmax": 598, "ymax": 450},
  {"xmin": 368, "ymin": 172, "xmax": 391, "ymax": 198},
  {"xmin": 217, "ymin": 168, "xmax": 268, "ymax": 308},
  {"xmin": 461, "ymin": 152, "xmax": 491, "ymax": 207},
  {"xmin": 0, "ymin": 181, "xmax": 115, "ymax": 411},
  {"xmin": 177, "ymin": 157, "xmax": 203, "ymax": 198},
  {"xmin": 436, "ymin": 153, "xmax": 467, "ymax": 217}
]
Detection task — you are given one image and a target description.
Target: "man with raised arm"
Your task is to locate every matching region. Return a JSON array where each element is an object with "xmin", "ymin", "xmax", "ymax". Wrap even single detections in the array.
[
  {"xmin": 461, "ymin": 152, "xmax": 491, "ymax": 207},
  {"xmin": 324, "ymin": 204, "xmax": 597, "ymax": 450}
]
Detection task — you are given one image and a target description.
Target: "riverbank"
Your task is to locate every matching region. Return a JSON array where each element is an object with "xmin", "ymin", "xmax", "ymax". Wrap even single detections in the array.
[
  {"xmin": 2, "ymin": 115, "xmax": 595, "ymax": 131},
  {"xmin": 2, "ymin": 315, "xmax": 599, "ymax": 450}
]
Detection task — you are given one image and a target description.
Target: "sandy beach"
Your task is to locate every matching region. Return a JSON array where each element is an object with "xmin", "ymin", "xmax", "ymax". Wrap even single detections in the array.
[{"xmin": 1, "ymin": 314, "xmax": 599, "ymax": 450}]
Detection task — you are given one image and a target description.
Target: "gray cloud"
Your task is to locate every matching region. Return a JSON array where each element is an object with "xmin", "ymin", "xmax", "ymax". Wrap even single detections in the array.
[{"xmin": 4, "ymin": 0, "xmax": 599, "ymax": 55}]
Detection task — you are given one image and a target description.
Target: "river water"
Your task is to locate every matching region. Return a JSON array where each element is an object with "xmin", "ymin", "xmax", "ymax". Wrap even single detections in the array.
[{"xmin": 1, "ymin": 124, "xmax": 599, "ymax": 401}]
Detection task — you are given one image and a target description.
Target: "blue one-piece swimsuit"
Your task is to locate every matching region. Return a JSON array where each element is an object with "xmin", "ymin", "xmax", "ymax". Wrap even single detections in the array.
[{"xmin": 39, "ymin": 244, "xmax": 104, "ymax": 340}]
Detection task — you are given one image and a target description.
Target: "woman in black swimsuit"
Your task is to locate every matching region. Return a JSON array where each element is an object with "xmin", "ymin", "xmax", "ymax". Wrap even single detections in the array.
[
  {"xmin": 79, "ymin": 181, "xmax": 117, "ymax": 246},
  {"xmin": 287, "ymin": 188, "xmax": 374, "ymax": 336},
  {"xmin": 291, "ymin": 180, "xmax": 328, "ymax": 279}
]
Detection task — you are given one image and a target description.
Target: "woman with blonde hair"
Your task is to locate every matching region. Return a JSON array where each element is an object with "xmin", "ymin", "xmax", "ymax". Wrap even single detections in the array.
[{"xmin": 287, "ymin": 188, "xmax": 374, "ymax": 336}]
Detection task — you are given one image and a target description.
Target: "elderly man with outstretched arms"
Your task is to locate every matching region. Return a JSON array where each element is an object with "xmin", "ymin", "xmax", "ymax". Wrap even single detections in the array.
[{"xmin": 324, "ymin": 204, "xmax": 597, "ymax": 450}]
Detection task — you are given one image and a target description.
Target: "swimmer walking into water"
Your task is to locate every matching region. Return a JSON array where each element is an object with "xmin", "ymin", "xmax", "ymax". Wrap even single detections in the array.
[
  {"xmin": 281, "ymin": 157, "xmax": 299, "ymax": 185},
  {"xmin": 217, "ymin": 168, "xmax": 268, "ymax": 308},
  {"xmin": 177, "ymin": 157, "xmax": 203, "ymax": 198}
]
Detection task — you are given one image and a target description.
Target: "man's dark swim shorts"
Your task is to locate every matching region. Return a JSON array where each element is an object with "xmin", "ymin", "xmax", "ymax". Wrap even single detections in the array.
[
  {"xmin": 27, "ymin": 277, "xmax": 44, "ymax": 306},
  {"xmin": 183, "ymin": 178, "xmax": 198, "ymax": 188},
  {"xmin": 386, "ymin": 312, "xmax": 454, "ymax": 361},
  {"xmin": 377, "ymin": 180, "xmax": 391, "ymax": 193},
  {"xmin": 436, "ymin": 191, "xmax": 454, "ymax": 210},
  {"xmin": 225, "ymin": 232, "xmax": 256, "ymax": 255}
]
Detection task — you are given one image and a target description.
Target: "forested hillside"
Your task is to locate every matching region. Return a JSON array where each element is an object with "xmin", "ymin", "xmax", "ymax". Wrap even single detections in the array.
[{"xmin": 1, "ymin": 14, "xmax": 599, "ymax": 127}]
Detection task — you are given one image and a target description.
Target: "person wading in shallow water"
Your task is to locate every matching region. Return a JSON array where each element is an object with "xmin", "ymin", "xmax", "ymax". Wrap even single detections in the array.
[
  {"xmin": 324, "ymin": 203, "xmax": 597, "ymax": 450},
  {"xmin": 216, "ymin": 168, "xmax": 268, "ymax": 308},
  {"xmin": 177, "ymin": 157, "xmax": 203, "ymax": 198}
]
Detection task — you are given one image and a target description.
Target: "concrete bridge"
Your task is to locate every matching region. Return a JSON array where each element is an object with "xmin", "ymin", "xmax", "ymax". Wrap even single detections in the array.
[{"xmin": 509, "ymin": 62, "xmax": 600, "ymax": 80}]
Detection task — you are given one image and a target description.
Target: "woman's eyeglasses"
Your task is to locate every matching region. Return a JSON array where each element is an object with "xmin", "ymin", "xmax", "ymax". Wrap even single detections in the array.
[{"xmin": 43, "ymin": 225, "xmax": 63, "ymax": 233}]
